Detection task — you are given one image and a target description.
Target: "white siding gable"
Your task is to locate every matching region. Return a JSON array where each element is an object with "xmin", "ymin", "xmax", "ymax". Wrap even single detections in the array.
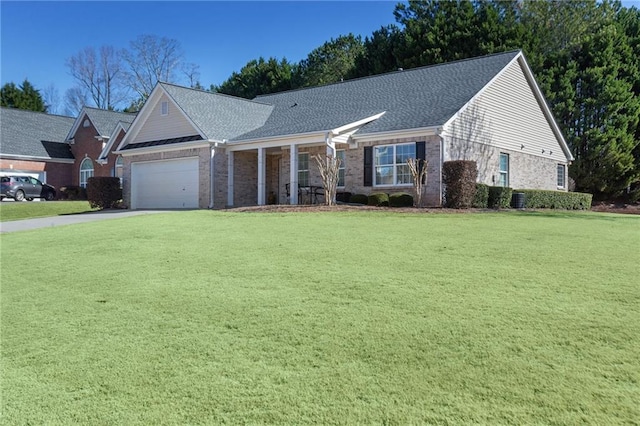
[
  {"xmin": 132, "ymin": 94, "xmax": 201, "ymax": 143},
  {"xmin": 446, "ymin": 59, "xmax": 569, "ymax": 164}
]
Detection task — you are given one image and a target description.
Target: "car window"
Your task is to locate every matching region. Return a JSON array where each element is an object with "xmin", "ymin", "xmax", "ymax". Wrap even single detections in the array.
[
  {"xmin": 0, "ymin": 177, "xmax": 9, "ymax": 183},
  {"xmin": 18, "ymin": 176, "xmax": 29, "ymax": 183},
  {"xmin": 29, "ymin": 177, "xmax": 41, "ymax": 185}
]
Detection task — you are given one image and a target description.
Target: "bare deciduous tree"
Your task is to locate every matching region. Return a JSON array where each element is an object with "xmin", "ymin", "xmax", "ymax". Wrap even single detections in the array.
[
  {"xmin": 42, "ymin": 84, "xmax": 61, "ymax": 115},
  {"xmin": 407, "ymin": 157, "xmax": 428, "ymax": 207},
  {"xmin": 64, "ymin": 86, "xmax": 89, "ymax": 116},
  {"xmin": 66, "ymin": 46, "xmax": 125, "ymax": 110},
  {"xmin": 121, "ymin": 34, "xmax": 185, "ymax": 100},
  {"xmin": 314, "ymin": 153, "xmax": 341, "ymax": 206}
]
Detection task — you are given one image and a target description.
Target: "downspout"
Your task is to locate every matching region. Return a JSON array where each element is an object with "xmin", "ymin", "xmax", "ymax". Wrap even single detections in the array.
[
  {"xmin": 209, "ymin": 144, "xmax": 215, "ymax": 209},
  {"xmin": 437, "ymin": 127, "xmax": 447, "ymax": 207},
  {"xmin": 209, "ymin": 141, "xmax": 222, "ymax": 209}
]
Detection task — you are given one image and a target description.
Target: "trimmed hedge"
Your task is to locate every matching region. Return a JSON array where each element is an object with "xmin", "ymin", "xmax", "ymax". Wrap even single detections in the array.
[
  {"xmin": 443, "ymin": 160, "xmax": 478, "ymax": 208},
  {"xmin": 349, "ymin": 193, "xmax": 368, "ymax": 205},
  {"xmin": 368, "ymin": 193, "xmax": 389, "ymax": 207},
  {"xmin": 389, "ymin": 192, "xmax": 414, "ymax": 207},
  {"xmin": 519, "ymin": 189, "xmax": 593, "ymax": 210},
  {"xmin": 336, "ymin": 192, "xmax": 352, "ymax": 203},
  {"xmin": 59, "ymin": 186, "xmax": 87, "ymax": 201},
  {"xmin": 472, "ymin": 183, "xmax": 489, "ymax": 208},
  {"xmin": 87, "ymin": 177, "xmax": 122, "ymax": 209},
  {"xmin": 488, "ymin": 186, "xmax": 513, "ymax": 209}
]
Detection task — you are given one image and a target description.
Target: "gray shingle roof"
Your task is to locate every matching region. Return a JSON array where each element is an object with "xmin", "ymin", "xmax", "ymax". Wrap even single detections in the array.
[
  {"xmin": 235, "ymin": 50, "xmax": 519, "ymax": 141},
  {"xmin": 1, "ymin": 107, "xmax": 75, "ymax": 159},
  {"xmin": 83, "ymin": 107, "xmax": 136, "ymax": 137},
  {"xmin": 159, "ymin": 83, "xmax": 274, "ymax": 141}
]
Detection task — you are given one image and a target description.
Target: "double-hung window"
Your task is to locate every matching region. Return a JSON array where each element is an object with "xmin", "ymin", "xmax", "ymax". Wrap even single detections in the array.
[
  {"xmin": 374, "ymin": 143, "xmax": 415, "ymax": 186},
  {"xmin": 298, "ymin": 152, "xmax": 309, "ymax": 187},
  {"xmin": 80, "ymin": 158, "xmax": 94, "ymax": 188},
  {"xmin": 557, "ymin": 164, "xmax": 566, "ymax": 188},
  {"xmin": 498, "ymin": 153, "xmax": 509, "ymax": 187},
  {"xmin": 336, "ymin": 150, "xmax": 346, "ymax": 187}
]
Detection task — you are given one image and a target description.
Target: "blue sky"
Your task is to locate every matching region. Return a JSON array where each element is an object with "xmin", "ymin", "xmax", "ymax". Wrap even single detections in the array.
[
  {"xmin": 1, "ymin": 0, "xmax": 639, "ymax": 114},
  {"xmin": 0, "ymin": 1, "xmax": 399, "ymax": 112}
]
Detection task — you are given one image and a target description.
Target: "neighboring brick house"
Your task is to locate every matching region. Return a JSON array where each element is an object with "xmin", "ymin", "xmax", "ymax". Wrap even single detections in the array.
[
  {"xmin": 115, "ymin": 50, "xmax": 573, "ymax": 209},
  {"xmin": 0, "ymin": 107, "xmax": 75, "ymax": 191},
  {"xmin": 0, "ymin": 107, "xmax": 135, "ymax": 198},
  {"xmin": 65, "ymin": 107, "xmax": 135, "ymax": 188}
]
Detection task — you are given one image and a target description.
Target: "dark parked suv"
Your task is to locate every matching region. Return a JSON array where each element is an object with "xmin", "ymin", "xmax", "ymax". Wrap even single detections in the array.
[{"xmin": 0, "ymin": 175, "xmax": 56, "ymax": 201}]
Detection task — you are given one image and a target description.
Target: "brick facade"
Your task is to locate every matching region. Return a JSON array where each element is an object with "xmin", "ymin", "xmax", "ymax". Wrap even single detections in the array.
[
  {"xmin": 69, "ymin": 115, "xmax": 112, "ymax": 185},
  {"xmin": 445, "ymin": 138, "xmax": 566, "ymax": 191}
]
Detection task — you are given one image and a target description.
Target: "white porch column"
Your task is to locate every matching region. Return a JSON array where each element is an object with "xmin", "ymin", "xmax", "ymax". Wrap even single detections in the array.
[
  {"xmin": 209, "ymin": 147, "xmax": 216, "ymax": 209},
  {"xmin": 289, "ymin": 144, "xmax": 298, "ymax": 205},
  {"xmin": 257, "ymin": 147, "xmax": 266, "ymax": 205},
  {"xmin": 227, "ymin": 151, "xmax": 234, "ymax": 207},
  {"xmin": 326, "ymin": 133, "xmax": 336, "ymax": 158}
]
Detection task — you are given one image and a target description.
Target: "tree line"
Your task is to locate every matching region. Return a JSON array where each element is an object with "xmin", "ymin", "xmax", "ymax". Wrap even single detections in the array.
[{"xmin": 1, "ymin": 0, "xmax": 638, "ymax": 199}]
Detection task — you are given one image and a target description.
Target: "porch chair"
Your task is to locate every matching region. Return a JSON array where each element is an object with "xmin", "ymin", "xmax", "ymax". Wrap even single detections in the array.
[{"xmin": 285, "ymin": 183, "xmax": 303, "ymax": 204}]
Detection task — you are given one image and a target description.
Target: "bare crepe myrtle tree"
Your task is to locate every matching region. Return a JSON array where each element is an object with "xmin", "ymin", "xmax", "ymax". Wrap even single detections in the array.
[
  {"xmin": 314, "ymin": 153, "xmax": 342, "ymax": 206},
  {"xmin": 407, "ymin": 157, "xmax": 428, "ymax": 207}
]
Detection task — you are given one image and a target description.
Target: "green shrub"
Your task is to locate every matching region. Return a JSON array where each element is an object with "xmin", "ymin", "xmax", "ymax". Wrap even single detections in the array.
[
  {"xmin": 389, "ymin": 192, "xmax": 414, "ymax": 207},
  {"xmin": 443, "ymin": 161, "xmax": 478, "ymax": 208},
  {"xmin": 59, "ymin": 186, "xmax": 87, "ymax": 200},
  {"xmin": 368, "ymin": 193, "xmax": 389, "ymax": 207},
  {"xmin": 472, "ymin": 183, "xmax": 489, "ymax": 208},
  {"xmin": 488, "ymin": 186, "xmax": 513, "ymax": 209},
  {"xmin": 87, "ymin": 177, "xmax": 122, "ymax": 210},
  {"xmin": 336, "ymin": 192, "xmax": 352, "ymax": 203},
  {"xmin": 519, "ymin": 189, "xmax": 593, "ymax": 210},
  {"xmin": 349, "ymin": 193, "xmax": 368, "ymax": 205}
]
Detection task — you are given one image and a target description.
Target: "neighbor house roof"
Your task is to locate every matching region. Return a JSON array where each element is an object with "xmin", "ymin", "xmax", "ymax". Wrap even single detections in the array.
[
  {"xmin": 66, "ymin": 107, "xmax": 136, "ymax": 140},
  {"xmin": 233, "ymin": 50, "xmax": 521, "ymax": 141},
  {"xmin": 0, "ymin": 107, "xmax": 75, "ymax": 160}
]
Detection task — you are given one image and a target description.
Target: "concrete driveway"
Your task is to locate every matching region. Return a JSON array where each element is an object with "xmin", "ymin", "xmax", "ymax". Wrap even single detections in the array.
[{"xmin": 0, "ymin": 210, "xmax": 174, "ymax": 233}]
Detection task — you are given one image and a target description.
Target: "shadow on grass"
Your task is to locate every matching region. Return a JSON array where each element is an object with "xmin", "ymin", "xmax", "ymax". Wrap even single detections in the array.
[{"xmin": 511, "ymin": 209, "xmax": 635, "ymax": 221}]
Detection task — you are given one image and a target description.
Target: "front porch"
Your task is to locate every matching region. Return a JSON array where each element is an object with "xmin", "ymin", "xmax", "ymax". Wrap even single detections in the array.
[{"xmin": 225, "ymin": 142, "xmax": 338, "ymax": 207}]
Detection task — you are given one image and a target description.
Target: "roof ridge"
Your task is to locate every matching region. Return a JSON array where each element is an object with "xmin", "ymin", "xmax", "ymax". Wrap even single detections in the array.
[
  {"xmin": 84, "ymin": 106, "xmax": 136, "ymax": 116},
  {"xmin": 158, "ymin": 81, "xmax": 274, "ymax": 107},
  {"xmin": 254, "ymin": 49, "xmax": 522, "ymax": 99},
  {"xmin": 0, "ymin": 106, "xmax": 75, "ymax": 119}
]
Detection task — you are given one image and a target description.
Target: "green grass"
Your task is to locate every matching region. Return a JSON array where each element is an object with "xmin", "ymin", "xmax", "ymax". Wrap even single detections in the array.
[
  {"xmin": 0, "ymin": 201, "xmax": 97, "ymax": 222},
  {"xmin": 1, "ymin": 210, "xmax": 638, "ymax": 424}
]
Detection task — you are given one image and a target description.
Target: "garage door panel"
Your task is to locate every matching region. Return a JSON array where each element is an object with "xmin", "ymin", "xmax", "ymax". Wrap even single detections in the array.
[{"xmin": 132, "ymin": 158, "xmax": 199, "ymax": 209}]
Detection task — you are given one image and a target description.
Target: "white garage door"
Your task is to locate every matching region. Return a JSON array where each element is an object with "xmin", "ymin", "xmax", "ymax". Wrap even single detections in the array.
[{"xmin": 131, "ymin": 157, "xmax": 199, "ymax": 209}]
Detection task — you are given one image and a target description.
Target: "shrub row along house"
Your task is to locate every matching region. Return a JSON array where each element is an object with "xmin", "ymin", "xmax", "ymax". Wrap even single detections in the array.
[{"xmin": 1, "ymin": 50, "xmax": 573, "ymax": 208}]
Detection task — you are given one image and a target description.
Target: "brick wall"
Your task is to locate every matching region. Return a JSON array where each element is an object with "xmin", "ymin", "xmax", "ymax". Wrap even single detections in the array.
[
  {"xmin": 346, "ymin": 136, "xmax": 443, "ymax": 206},
  {"xmin": 445, "ymin": 139, "xmax": 566, "ymax": 191}
]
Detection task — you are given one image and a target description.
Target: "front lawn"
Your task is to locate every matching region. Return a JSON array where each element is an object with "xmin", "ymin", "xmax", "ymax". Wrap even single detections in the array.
[
  {"xmin": 1, "ymin": 210, "xmax": 638, "ymax": 424},
  {"xmin": 0, "ymin": 200, "xmax": 97, "ymax": 222}
]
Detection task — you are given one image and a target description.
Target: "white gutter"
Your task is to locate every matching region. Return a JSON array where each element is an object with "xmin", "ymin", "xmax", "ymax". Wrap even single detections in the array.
[
  {"xmin": 352, "ymin": 126, "xmax": 441, "ymax": 143},
  {"xmin": 0, "ymin": 154, "xmax": 74, "ymax": 164}
]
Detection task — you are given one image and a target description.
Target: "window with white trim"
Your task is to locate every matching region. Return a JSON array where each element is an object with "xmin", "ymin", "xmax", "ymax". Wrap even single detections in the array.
[
  {"xmin": 336, "ymin": 149, "xmax": 346, "ymax": 187},
  {"xmin": 374, "ymin": 143, "xmax": 415, "ymax": 186},
  {"xmin": 557, "ymin": 164, "xmax": 566, "ymax": 188},
  {"xmin": 298, "ymin": 152, "xmax": 309, "ymax": 187},
  {"xmin": 161, "ymin": 101, "xmax": 169, "ymax": 116},
  {"xmin": 114, "ymin": 156, "xmax": 124, "ymax": 187},
  {"xmin": 80, "ymin": 158, "xmax": 94, "ymax": 188},
  {"xmin": 498, "ymin": 153, "xmax": 509, "ymax": 187}
]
